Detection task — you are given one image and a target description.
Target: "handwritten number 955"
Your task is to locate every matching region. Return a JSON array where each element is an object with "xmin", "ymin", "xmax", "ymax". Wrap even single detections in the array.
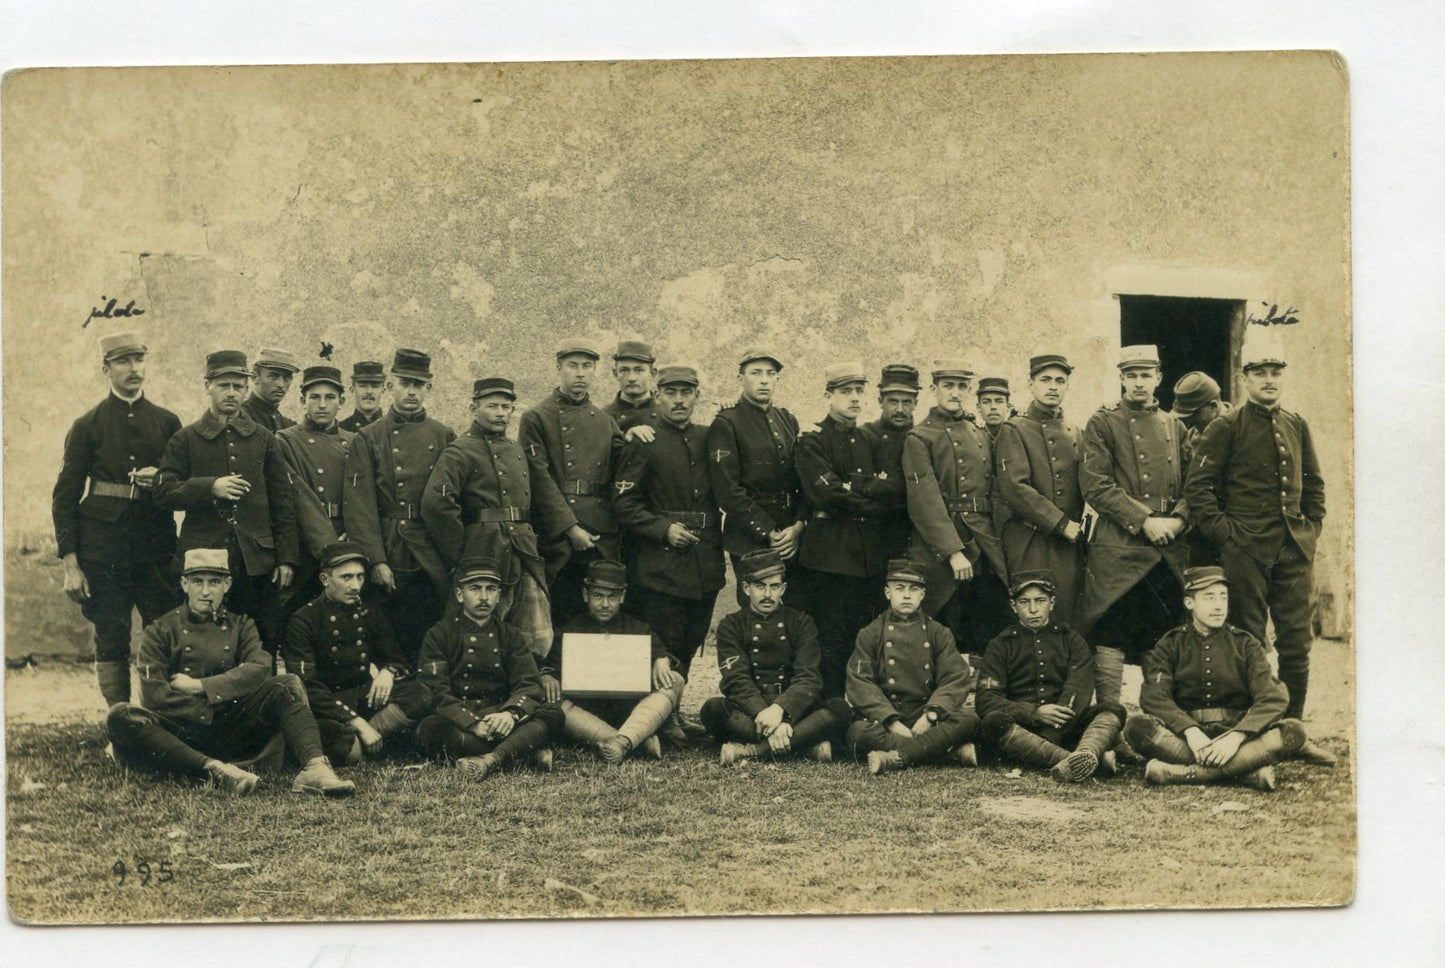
[{"xmin": 112, "ymin": 860, "xmax": 173, "ymax": 886}]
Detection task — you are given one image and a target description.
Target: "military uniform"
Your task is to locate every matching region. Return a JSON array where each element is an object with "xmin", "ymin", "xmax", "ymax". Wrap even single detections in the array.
[
  {"xmin": 339, "ymin": 361, "xmax": 387, "ymax": 434},
  {"xmin": 1184, "ymin": 399, "xmax": 1324, "ymax": 720},
  {"xmin": 52, "ymin": 339, "xmax": 183, "ymax": 702},
  {"xmin": 275, "ymin": 383, "xmax": 355, "ymax": 611},
  {"xmin": 611, "ymin": 390, "xmax": 724, "ymax": 679},
  {"xmin": 241, "ymin": 394, "xmax": 296, "ymax": 434},
  {"xmin": 603, "ymin": 393, "xmax": 656, "ymax": 433},
  {"xmin": 343, "ymin": 351, "xmax": 455, "ymax": 661},
  {"xmin": 154, "ymin": 377, "xmax": 298, "ymax": 655},
  {"xmin": 994, "ymin": 400, "xmax": 1087, "ymax": 624},
  {"xmin": 901, "ymin": 402, "xmax": 1011, "ymax": 654},
  {"xmin": 338, "ymin": 409, "xmax": 382, "ymax": 433},
  {"xmin": 706, "ymin": 388, "xmax": 811, "ymax": 610},
  {"xmin": 413, "ymin": 608, "xmax": 564, "ymax": 765}
]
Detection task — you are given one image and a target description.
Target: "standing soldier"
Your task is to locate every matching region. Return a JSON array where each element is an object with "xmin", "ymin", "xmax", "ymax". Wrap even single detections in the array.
[
  {"xmin": 795, "ymin": 362, "xmax": 891, "ymax": 698},
  {"xmin": 993, "ymin": 353, "xmax": 1087, "ymax": 626},
  {"xmin": 902, "ymin": 360, "xmax": 1011, "ymax": 657},
  {"xmin": 1169, "ymin": 371, "xmax": 1231, "ymax": 449},
  {"xmin": 603, "ymin": 340, "xmax": 658, "ymax": 433},
  {"xmin": 342, "ymin": 349, "xmax": 455, "ymax": 663},
  {"xmin": 338, "ymin": 360, "xmax": 388, "ymax": 433},
  {"xmin": 1075, "ymin": 345, "xmax": 1191, "ymax": 708},
  {"xmin": 422, "ymin": 377, "xmax": 555, "ymax": 659},
  {"xmin": 274, "ymin": 365, "xmax": 353, "ymax": 612},
  {"xmin": 706, "ymin": 348, "xmax": 810, "ymax": 611},
  {"xmin": 861, "ymin": 363, "xmax": 921, "ymax": 566},
  {"xmin": 519, "ymin": 339, "xmax": 624, "ymax": 632},
  {"xmin": 240, "ymin": 347, "xmax": 300, "ymax": 433},
  {"xmin": 1183, "ymin": 328, "xmax": 1334, "ymax": 765},
  {"xmin": 52, "ymin": 331, "xmax": 182, "ymax": 705},
  {"xmin": 154, "ymin": 350, "xmax": 298, "ymax": 658},
  {"xmin": 611, "ymin": 365, "xmax": 725, "ymax": 682},
  {"xmin": 974, "ymin": 376, "xmax": 1016, "ymax": 443}
]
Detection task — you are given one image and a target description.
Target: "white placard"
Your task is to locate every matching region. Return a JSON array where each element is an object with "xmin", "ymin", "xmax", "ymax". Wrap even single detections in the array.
[{"xmin": 560, "ymin": 632, "xmax": 653, "ymax": 698}]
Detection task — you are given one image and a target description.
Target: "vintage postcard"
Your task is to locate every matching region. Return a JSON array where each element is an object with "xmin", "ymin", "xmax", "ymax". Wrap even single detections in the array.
[{"xmin": 3, "ymin": 52, "xmax": 1353, "ymax": 924}]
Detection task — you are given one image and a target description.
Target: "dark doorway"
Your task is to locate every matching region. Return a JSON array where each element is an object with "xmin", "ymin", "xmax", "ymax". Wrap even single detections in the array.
[{"xmin": 1117, "ymin": 295, "xmax": 1245, "ymax": 412}]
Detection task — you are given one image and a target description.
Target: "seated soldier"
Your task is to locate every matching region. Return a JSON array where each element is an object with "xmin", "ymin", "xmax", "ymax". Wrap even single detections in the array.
[
  {"xmin": 975, "ymin": 570, "xmax": 1125, "ymax": 783},
  {"xmin": 414, "ymin": 556, "xmax": 564, "ymax": 780},
  {"xmin": 845, "ymin": 558, "xmax": 979, "ymax": 775},
  {"xmin": 700, "ymin": 549, "xmax": 842, "ymax": 766},
  {"xmin": 1123, "ymin": 566, "xmax": 1307, "ymax": 792},
  {"xmin": 283, "ymin": 541, "xmax": 432, "ymax": 764},
  {"xmin": 106, "ymin": 549, "xmax": 355, "ymax": 797},
  {"xmin": 538, "ymin": 560, "xmax": 684, "ymax": 764}
]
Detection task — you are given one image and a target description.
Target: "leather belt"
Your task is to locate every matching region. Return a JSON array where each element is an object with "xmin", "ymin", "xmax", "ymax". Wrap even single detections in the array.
[
  {"xmin": 561, "ymin": 480, "xmax": 609, "ymax": 497},
  {"xmin": 324, "ymin": 502, "xmax": 342, "ymax": 519},
  {"xmin": 946, "ymin": 497, "xmax": 992, "ymax": 514},
  {"xmin": 663, "ymin": 510, "xmax": 716, "ymax": 529},
  {"xmin": 813, "ymin": 510, "xmax": 871, "ymax": 522},
  {"xmin": 1188, "ymin": 707, "xmax": 1244, "ymax": 725},
  {"xmin": 384, "ymin": 503, "xmax": 423, "ymax": 521},
  {"xmin": 747, "ymin": 489, "xmax": 795, "ymax": 508},
  {"xmin": 89, "ymin": 480, "xmax": 140, "ymax": 500},
  {"xmin": 469, "ymin": 506, "xmax": 527, "ymax": 524}
]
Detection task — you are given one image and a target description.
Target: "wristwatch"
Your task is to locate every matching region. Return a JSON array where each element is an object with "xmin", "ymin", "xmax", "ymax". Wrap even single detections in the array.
[{"xmin": 925, "ymin": 710, "xmax": 940, "ymax": 724}]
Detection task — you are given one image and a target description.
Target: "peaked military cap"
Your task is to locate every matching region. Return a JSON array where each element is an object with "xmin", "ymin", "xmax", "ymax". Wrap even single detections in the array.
[
  {"xmin": 612, "ymin": 340, "xmax": 655, "ymax": 364},
  {"xmin": 1183, "ymin": 565, "xmax": 1230, "ymax": 593},
  {"xmin": 351, "ymin": 360, "xmax": 386, "ymax": 381},
  {"xmin": 254, "ymin": 346, "xmax": 301, "ymax": 373},
  {"xmin": 976, "ymin": 376, "xmax": 1011, "ymax": 397},
  {"xmin": 1117, "ymin": 345, "xmax": 1162, "ymax": 369},
  {"xmin": 454, "ymin": 556, "xmax": 506, "ymax": 585},
  {"xmin": 472, "ymin": 376, "xmax": 517, "ymax": 400},
  {"xmin": 1240, "ymin": 328, "xmax": 1289, "ymax": 371},
  {"xmin": 582, "ymin": 560, "xmax": 628, "ymax": 591},
  {"xmin": 824, "ymin": 361, "xmax": 867, "ymax": 391},
  {"xmin": 319, "ymin": 540, "xmax": 368, "ymax": 571},
  {"xmin": 930, "ymin": 359, "xmax": 975, "ymax": 381},
  {"xmin": 656, "ymin": 364, "xmax": 699, "ymax": 387},
  {"xmin": 100, "ymin": 331, "xmax": 147, "ymax": 362},
  {"xmin": 739, "ymin": 347, "xmax": 784, "ymax": 371},
  {"xmin": 878, "ymin": 363, "xmax": 921, "ymax": 394},
  {"xmin": 205, "ymin": 350, "xmax": 249, "ymax": 380},
  {"xmin": 1009, "ymin": 569, "xmax": 1057, "ymax": 597},
  {"xmin": 300, "ymin": 365, "xmax": 344, "ymax": 392},
  {"xmin": 391, "ymin": 348, "xmax": 433, "ymax": 380},
  {"xmin": 555, "ymin": 338, "xmax": 603, "ymax": 361},
  {"xmin": 885, "ymin": 558, "xmax": 929, "ymax": 585},
  {"xmin": 739, "ymin": 549, "xmax": 786, "ymax": 582},
  {"xmin": 1170, "ymin": 371, "xmax": 1223, "ymax": 417},
  {"xmin": 1029, "ymin": 354, "xmax": 1074, "ymax": 377},
  {"xmin": 182, "ymin": 548, "xmax": 231, "ymax": 576}
]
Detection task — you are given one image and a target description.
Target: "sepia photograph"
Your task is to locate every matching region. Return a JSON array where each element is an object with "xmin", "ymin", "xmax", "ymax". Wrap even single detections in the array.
[{"xmin": 3, "ymin": 49, "xmax": 1355, "ymax": 927}]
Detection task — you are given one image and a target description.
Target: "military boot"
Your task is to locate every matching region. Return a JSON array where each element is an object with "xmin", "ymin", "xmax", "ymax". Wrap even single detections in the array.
[
  {"xmin": 291, "ymin": 756, "xmax": 357, "ymax": 797},
  {"xmin": 597, "ymin": 734, "xmax": 633, "ymax": 765},
  {"xmin": 1123, "ymin": 714, "xmax": 1193, "ymax": 764},
  {"xmin": 1051, "ymin": 711, "xmax": 1122, "ymax": 783},
  {"xmin": 95, "ymin": 660, "xmax": 131, "ymax": 707},
  {"xmin": 1221, "ymin": 720, "xmax": 1307, "ymax": 777},
  {"xmin": 996, "ymin": 725, "xmax": 1069, "ymax": 770},
  {"xmin": 367, "ymin": 703, "xmax": 413, "ymax": 738},
  {"xmin": 719, "ymin": 741, "xmax": 762, "ymax": 766},
  {"xmin": 954, "ymin": 742, "xmax": 979, "ymax": 767},
  {"xmin": 205, "ymin": 760, "xmax": 260, "ymax": 796},
  {"xmin": 1294, "ymin": 739, "xmax": 1338, "ymax": 767},
  {"xmin": 867, "ymin": 750, "xmax": 905, "ymax": 775},
  {"xmin": 1144, "ymin": 760, "xmax": 1225, "ymax": 786},
  {"xmin": 1093, "ymin": 647, "xmax": 1125, "ymax": 706}
]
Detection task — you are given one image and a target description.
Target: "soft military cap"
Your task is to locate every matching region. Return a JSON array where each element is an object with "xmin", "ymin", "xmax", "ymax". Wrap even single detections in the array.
[
  {"xmin": 1029, "ymin": 353, "xmax": 1074, "ymax": 377},
  {"xmin": 739, "ymin": 549, "xmax": 786, "ymax": 582},
  {"xmin": 656, "ymin": 365, "xmax": 699, "ymax": 388},
  {"xmin": 319, "ymin": 540, "xmax": 368, "ymax": 571},
  {"xmin": 976, "ymin": 376, "xmax": 1011, "ymax": 397},
  {"xmin": 555, "ymin": 338, "xmax": 603, "ymax": 361},
  {"xmin": 182, "ymin": 548, "xmax": 231, "ymax": 576},
  {"xmin": 739, "ymin": 348, "xmax": 784, "ymax": 372},
  {"xmin": 1169, "ymin": 371, "xmax": 1223, "ymax": 417},
  {"xmin": 205, "ymin": 350, "xmax": 250, "ymax": 380},
  {"xmin": 392, "ymin": 348, "xmax": 433, "ymax": 380},
  {"xmin": 472, "ymin": 376, "xmax": 517, "ymax": 400},
  {"xmin": 878, "ymin": 363, "xmax": 921, "ymax": 394},
  {"xmin": 255, "ymin": 347, "xmax": 301, "ymax": 373},
  {"xmin": 1118, "ymin": 345, "xmax": 1162, "ymax": 369},
  {"xmin": 613, "ymin": 340, "xmax": 655, "ymax": 364},
  {"xmin": 582, "ymin": 560, "xmax": 628, "ymax": 591},
  {"xmin": 1183, "ymin": 565, "xmax": 1230, "ymax": 594},
  {"xmin": 1240, "ymin": 328, "xmax": 1289, "ymax": 371},
  {"xmin": 885, "ymin": 558, "xmax": 929, "ymax": 585},
  {"xmin": 824, "ymin": 361, "xmax": 867, "ymax": 391},
  {"xmin": 1009, "ymin": 569, "xmax": 1057, "ymax": 598},
  {"xmin": 352, "ymin": 360, "xmax": 386, "ymax": 381},
  {"xmin": 454, "ymin": 557, "xmax": 505, "ymax": 585},
  {"xmin": 100, "ymin": 331, "xmax": 147, "ymax": 362},
  {"xmin": 300, "ymin": 365, "xmax": 344, "ymax": 392},
  {"xmin": 930, "ymin": 359, "xmax": 975, "ymax": 381}
]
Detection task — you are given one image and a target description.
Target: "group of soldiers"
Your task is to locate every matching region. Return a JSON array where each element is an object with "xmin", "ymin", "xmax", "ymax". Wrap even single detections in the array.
[{"xmin": 52, "ymin": 326, "xmax": 1334, "ymax": 797}]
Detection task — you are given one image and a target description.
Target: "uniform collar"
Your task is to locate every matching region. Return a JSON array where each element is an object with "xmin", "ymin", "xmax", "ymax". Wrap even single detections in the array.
[
  {"xmin": 302, "ymin": 417, "xmax": 340, "ymax": 434},
  {"xmin": 389, "ymin": 406, "xmax": 429, "ymax": 424},
  {"xmin": 1027, "ymin": 401, "xmax": 1061, "ymax": 421},
  {"xmin": 927, "ymin": 405, "xmax": 974, "ymax": 424},
  {"xmin": 108, "ymin": 388, "xmax": 146, "ymax": 407},
  {"xmin": 554, "ymin": 388, "xmax": 590, "ymax": 407},
  {"xmin": 468, "ymin": 418, "xmax": 508, "ymax": 439},
  {"xmin": 612, "ymin": 392, "xmax": 652, "ymax": 410},
  {"xmin": 866, "ymin": 417, "xmax": 911, "ymax": 435},
  {"xmin": 1244, "ymin": 400, "xmax": 1280, "ymax": 416},
  {"xmin": 736, "ymin": 394, "xmax": 772, "ymax": 414},
  {"xmin": 657, "ymin": 416, "xmax": 692, "ymax": 435},
  {"xmin": 245, "ymin": 393, "xmax": 280, "ymax": 416},
  {"xmin": 1122, "ymin": 397, "xmax": 1160, "ymax": 413},
  {"xmin": 196, "ymin": 408, "xmax": 258, "ymax": 440},
  {"xmin": 887, "ymin": 608, "xmax": 924, "ymax": 624},
  {"xmin": 821, "ymin": 413, "xmax": 858, "ymax": 432},
  {"xmin": 1010, "ymin": 619, "xmax": 1056, "ymax": 635}
]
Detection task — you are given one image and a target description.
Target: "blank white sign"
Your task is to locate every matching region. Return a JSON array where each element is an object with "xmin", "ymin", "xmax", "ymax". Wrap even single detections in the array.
[{"xmin": 560, "ymin": 632, "xmax": 653, "ymax": 698}]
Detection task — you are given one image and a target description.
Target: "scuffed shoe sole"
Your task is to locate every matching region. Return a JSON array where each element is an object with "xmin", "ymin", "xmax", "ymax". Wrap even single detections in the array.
[{"xmin": 1050, "ymin": 749, "xmax": 1099, "ymax": 783}]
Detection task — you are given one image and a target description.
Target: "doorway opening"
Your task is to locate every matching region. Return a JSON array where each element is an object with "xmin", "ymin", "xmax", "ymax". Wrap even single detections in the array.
[{"xmin": 1117, "ymin": 295, "xmax": 1246, "ymax": 412}]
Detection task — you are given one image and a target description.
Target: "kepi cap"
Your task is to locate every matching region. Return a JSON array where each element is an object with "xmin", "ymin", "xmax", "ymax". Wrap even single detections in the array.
[
  {"xmin": 205, "ymin": 350, "xmax": 250, "ymax": 380},
  {"xmin": 739, "ymin": 549, "xmax": 786, "ymax": 583},
  {"xmin": 612, "ymin": 340, "xmax": 655, "ymax": 364},
  {"xmin": 454, "ymin": 557, "xmax": 506, "ymax": 586},
  {"xmin": 1117, "ymin": 345, "xmax": 1162, "ymax": 370},
  {"xmin": 976, "ymin": 376, "xmax": 1011, "ymax": 397},
  {"xmin": 300, "ymin": 365, "xmax": 344, "ymax": 392},
  {"xmin": 555, "ymin": 338, "xmax": 602, "ymax": 361},
  {"xmin": 1009, "ymin": 569, "xmax": 1057, "ymax": 597},
  {"xmin": 885, "ymin": 558, "xmax": 929, "ymax": 585},
  {"xmin": 318, "ymin": 540, "xmax": 368, "ymax": 571},
  {"xmin": 351, "ymin": 360, "xmax": 386, "ymax": 381},
  {"xmin": 392, "ymin": 348, "xmax": 433, "ymax": 381},
  {"xmin": 824, "ymin": 361, "xmax": 867, "ymax": 391},
  {"xmin": 1240, "ymin": 328, "xmax": 1289, "ymax": 371},
  {"xmin": 930, "ymin": 359, "xmax": 975, "ymax": 382},
  {"xmin": 738, "ymin": 348, "xmax": 784, "ymax": 371},
  {"xmin": 1169, "ymin": 371, "xmax": 1223, "ymax": 418},
  {"xmin": 182, "ymin": 548, "xmax": 231, "ymax": 577},
  {"xmin": 1183, "ymin": 566, "xmax": 1229, "ymax": 594},
  {"xmin": 656, "ymin": 364, "xmax": 699, "ymax": 387},
  {"xmin": 878, "ymin": 363, "xmax": 921, "ymax": 395},
  {"xmin": 582, "ymin": 560, "xmax": 628, "ymax": 591},
  {"xmin": 1029, "ymin": 354, "xmax": 1074, "ymax": 377},
  {"xmin": 254, "ymin": 347, "xmax": 301, "ymax": 374},
  {"xmin": 472, "ymin": 376, "xmax": 517, "ymax": 400},
  {"xmin": 100, "ymin": 331, "xmax": 147, "ymax": 362}
]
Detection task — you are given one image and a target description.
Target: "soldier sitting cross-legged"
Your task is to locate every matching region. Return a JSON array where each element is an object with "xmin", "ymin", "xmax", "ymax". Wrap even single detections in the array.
[
  {"xmin": 699, "ymin": 549, "xmax": 842, "ymax": 766},
  {"xmin": 844, "ymin": 558, "xmax": 980, "ymax": 775},
  {"xmin": 413, "ymin": 557, "xmax": 564, "ymax": 781},
  {"xmin": 106, "ymin": 549, "xmax": 355, "ymax": 797},
  {"xmin": 975, "ymin": 570, "xmax": 1125, "ymax": 783},
  {"xmin": 282, "ymin": 541, "xmax": 432, "ymax": 765},
  {"xmin": 1123, "ymin": 566, "xmax": 1307, "ymax": 792}
]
